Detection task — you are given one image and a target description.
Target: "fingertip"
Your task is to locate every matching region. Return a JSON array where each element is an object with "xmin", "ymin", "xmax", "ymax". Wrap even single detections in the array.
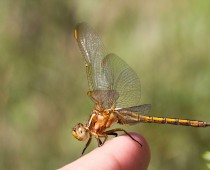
[
  {"xmin": 102, "ymin": 132, "xmax": 151, "ymax": 170},
  {"xmin": 59, "ymin": 132, "xmax": 150, "ymax": 170}
]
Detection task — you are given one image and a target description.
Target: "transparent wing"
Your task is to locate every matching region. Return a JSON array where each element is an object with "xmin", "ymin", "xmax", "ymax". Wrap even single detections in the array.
[
  {"xmin": 116, "ymin": 104, "xmax": 151, "ymax": 125},
  {"xmin": 75, "ymin": 23, "xmax": 141, "ymax": 109},
  {"xmin": 103, "ymin": 53, "xmax": 141, "ymax": 108},
  {"xmin": 117, "ymin": 104, "xmax": 151, "ymax": 114},
  {"xmin": 74, "ymin": 22, "xmax": 109, "ymax": 90}
]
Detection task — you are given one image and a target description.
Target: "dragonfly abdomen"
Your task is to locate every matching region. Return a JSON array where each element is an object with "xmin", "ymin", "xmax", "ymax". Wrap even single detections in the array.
[{"xmin": 139, "ymin": 116, "xmax": 210, "ymax": 127}]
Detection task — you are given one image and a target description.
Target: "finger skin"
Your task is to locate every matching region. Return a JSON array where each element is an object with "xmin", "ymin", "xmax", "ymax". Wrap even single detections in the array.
[{"xmin": 58, "ymin": 133, "xmax": 150, "ymax": 170}]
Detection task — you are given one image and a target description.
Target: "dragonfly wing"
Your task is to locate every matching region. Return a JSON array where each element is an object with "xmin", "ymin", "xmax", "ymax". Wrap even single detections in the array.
[
  {"xmin": 115, "ymin": 104, "xmax": 151, "ymax": 125},
  {"xmin": 117, "ymin": 104, "xmax": 151, "ymax": 114},
  {"xmin": 103, "ymin": 53, "xmax": 141, "ymax": 108},
  {"xmin": 89, "ymin": 53, "xmax": 142, "ymax": 109},
  {"xmin": 75, "ymin": 23, "xmax": 142, "ymax": 109},
  {"xmin": 75, "ymin": 22, "xmax": 109, "ymax": 91}
]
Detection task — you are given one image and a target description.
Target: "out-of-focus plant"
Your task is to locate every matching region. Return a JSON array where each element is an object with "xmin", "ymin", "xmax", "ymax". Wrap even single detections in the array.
[{"xmin": 203, "ymin": 151, "xmax": 210, "ymax": 169}]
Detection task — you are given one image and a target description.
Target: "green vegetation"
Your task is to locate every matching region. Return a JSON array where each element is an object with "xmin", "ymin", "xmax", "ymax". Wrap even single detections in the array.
[{"xmin": 0, "ymin": 1, "xmax": 210, "ymax": 169}]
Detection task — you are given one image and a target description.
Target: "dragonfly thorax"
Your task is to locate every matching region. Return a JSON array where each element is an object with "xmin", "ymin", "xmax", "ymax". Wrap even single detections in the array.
[{"xmin": 86, "ymin": 108, "xmax": 118, "ymax": 135}]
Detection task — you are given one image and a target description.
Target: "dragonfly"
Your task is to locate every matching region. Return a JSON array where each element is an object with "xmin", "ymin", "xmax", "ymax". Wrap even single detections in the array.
[{"xmin": 72, "ymin": 22, "xmax": 210, "ymax": 155}]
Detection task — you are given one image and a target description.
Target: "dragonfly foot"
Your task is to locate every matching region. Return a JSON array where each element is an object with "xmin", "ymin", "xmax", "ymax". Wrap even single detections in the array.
[{"xmin": 105, "ymin": 128, "xmax": 143, "ymax": 147}]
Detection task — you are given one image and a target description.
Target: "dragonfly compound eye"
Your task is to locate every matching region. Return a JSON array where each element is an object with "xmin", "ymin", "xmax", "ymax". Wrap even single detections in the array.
[{"xmin": 72, "ymin": 123, "xmax": 88, "ymax": 141}]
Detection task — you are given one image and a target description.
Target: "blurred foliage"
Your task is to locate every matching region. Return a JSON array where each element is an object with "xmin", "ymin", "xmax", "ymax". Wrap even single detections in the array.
[
  {"xmin": 203, "ymin": 151, "xmax": 210, "ymax": 169},
  {"xmin": 0, "ymin": 0, "xmax": 210, "ymax": 170}
]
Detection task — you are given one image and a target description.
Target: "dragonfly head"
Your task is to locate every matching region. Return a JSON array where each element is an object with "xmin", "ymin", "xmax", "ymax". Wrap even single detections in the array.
[{"xmin": 72, "ymin": 123, "xmax": 88, "ymax": 141}]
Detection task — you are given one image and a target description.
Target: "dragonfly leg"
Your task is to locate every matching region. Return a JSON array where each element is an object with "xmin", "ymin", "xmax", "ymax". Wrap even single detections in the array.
[
  {"xmin": 108, "ymin": 132, "xmax": 118, "ymax": 137},
  {"xmin": 100, "ymin": 132, "xmax": 117, "ymax": 145},
  {"xmin": 101, "ymin": 134, "xmax": 108, "ymax": 145},
  {"xmin": 82, "ymin": 133, "xmax": 92, "ymax": 155},
  {"xmin": 96, "ymin": 134, "xmax": 108, "ymax": 146},
  {"xmin": 105, "ymin": 128, "xmax": 142, "ymax": 147},
  {"xmin": 96, "ymin": 137, "xmax": 103, "ymax": 146}
]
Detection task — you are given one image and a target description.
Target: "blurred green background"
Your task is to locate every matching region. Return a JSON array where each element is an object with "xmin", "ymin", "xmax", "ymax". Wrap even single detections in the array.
[{"xmin": 1, "ymin": 0, "xmax": 210, "ymax": 169}]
